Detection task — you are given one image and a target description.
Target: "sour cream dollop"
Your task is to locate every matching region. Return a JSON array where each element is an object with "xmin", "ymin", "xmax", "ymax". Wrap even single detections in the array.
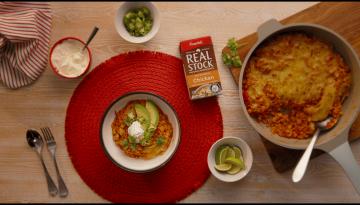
[
  {"xmin": 127, "ymin": 121, "xmax": 144, "ymax": 143},
  {"xmin": 51, "ymin": 39, "xmax": 90, "ymax": 78}
]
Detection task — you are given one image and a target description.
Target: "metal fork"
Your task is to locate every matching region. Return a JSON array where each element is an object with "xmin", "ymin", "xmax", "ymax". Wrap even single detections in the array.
[{"xmin": 41, "ymin": 127, "xmax": 69, "ymax": 197}]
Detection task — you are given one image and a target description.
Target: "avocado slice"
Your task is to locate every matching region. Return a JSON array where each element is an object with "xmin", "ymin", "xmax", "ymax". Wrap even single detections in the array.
[
  {"xmin": 146, "ymin": 100, "xmax": 159, "ymax": 130},
  {"xmin": 134, "ymin": 103, "xmax": 150, "ymax": 130}
]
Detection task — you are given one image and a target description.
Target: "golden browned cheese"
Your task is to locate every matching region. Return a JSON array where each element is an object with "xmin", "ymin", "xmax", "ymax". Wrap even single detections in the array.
[
  {"xmin": 243, "ymin": 33, "xmax": 351, "ymax": 139},
  {"xmin": 111, "ymin": 100, "xmax": 173, "ymax": 159}
]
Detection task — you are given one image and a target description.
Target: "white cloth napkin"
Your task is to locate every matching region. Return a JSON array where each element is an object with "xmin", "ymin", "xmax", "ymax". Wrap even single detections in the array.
[{"xmin": 0, "ymin": 2, "xmax": 52, "ymax": 89}]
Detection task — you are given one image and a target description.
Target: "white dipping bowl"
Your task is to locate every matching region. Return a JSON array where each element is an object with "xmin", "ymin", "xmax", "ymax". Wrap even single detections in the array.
[
  {"xmin": 100, "ymin": 92, "xmax": 181, "ymax": 173},
  {"xmin": 115, "ymin": 2, "xmax": 160, "ymax": 43},
  {"xmin": 208, "ymin": 137, "xmax": 253, "ymax": 182}
]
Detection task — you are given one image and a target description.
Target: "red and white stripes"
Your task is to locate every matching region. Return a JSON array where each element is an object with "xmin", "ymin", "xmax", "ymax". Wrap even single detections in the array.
[{"xmin": 0, "ymin": 2, "xmax": 52, "ymax": 89}]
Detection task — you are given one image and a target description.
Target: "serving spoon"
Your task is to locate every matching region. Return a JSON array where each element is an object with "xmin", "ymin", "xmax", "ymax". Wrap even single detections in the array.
[
  {"xmin": 26, "ymin": 129, "xmax": 58, "ymax": 196},
  {"xmin": 292, "ymin": 116, "xmax": 337, "ymax": 183},
  {"xmin": 82, "ymin": 26, "xmax": 99, "ymax": 51}
]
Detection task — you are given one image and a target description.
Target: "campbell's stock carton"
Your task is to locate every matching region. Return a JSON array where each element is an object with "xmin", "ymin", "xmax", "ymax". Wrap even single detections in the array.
[{"xmin": 180, "ymin": 36, "xmax": 222, "ymax": 100}]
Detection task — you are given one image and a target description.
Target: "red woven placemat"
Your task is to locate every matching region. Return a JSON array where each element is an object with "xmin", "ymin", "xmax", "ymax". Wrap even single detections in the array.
[{"xmin": 65, "ymin": 51, "xmax": 223, "ymax": 203}]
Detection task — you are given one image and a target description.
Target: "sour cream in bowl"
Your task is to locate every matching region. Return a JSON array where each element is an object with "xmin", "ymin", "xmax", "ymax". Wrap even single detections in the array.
[{"xmin": 49, "ymin": 37, "xmax": 91, "ymax": 79}]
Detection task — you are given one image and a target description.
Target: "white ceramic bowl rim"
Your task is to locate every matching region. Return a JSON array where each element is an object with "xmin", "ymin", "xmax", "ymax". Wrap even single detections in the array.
[
  {"xmin": 208, "ymin": 137, "xmax": 253, "ymax": 182},
  {"xmin": 99, "ymin": 91, "xmax": 181, "ymax": 173}
]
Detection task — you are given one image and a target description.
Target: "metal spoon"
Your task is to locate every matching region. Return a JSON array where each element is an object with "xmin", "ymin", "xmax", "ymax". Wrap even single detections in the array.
[
  {"xmin": 82, "ymin": 26, "xmax": 99, "ymax": 51},
  {"xmin": 292, "ymin": 116, "xmax": 337, "ymax": 183},
  {"xmin": 26, "ymin": 129, "xmax": 58, "ymax": 196}
]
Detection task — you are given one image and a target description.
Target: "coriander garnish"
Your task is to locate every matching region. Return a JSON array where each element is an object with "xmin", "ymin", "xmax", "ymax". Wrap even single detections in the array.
[
  {"xmin": 130, "ymin": 143, "xmax": 137, "ymax": 151},
  {"xmin": 128, "ymin": 135, "xmax": 136, "ymax": 144},
  {"xmin": 124, "ymin": 116, "xmax": 135, "ymax": 126},
  {"xmin": 222, "ymin": 37, "xmax": 246, "ymax": 68},
  {"xmin": 122, "ymin": 139, "xmax": 129, "ymax": 148},
  {"xmin": 156, "ymin": 136, "xmax": 165, "ymax": 146}
]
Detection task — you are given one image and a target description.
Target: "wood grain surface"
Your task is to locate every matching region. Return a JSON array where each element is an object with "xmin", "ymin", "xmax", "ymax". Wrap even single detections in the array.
[
  {"xmin": 222, "ymin": 2, "xmax": 360, "ymax": 173},
  {"xmin": 1, "ymin": 2, "xmax": 360, "ymax": 203}
]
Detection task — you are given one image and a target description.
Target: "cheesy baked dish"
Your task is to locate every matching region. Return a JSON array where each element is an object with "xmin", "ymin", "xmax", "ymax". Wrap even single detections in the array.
[
  {"xmin": 112, "ymin": 100, "xmax": 173, "ymax": 159},
  {"xmin": 243, "ymin": 32, "xmax": 351, "ymax": 139}
]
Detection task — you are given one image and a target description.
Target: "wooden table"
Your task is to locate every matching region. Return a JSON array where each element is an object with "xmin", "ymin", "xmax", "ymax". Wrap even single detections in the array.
[{"xmin": 1, "ymin": 2, "xmax": 360, "ymax": 203}]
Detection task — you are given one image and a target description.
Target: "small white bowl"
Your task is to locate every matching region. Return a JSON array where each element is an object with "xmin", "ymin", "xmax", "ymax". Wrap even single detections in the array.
[
  {"xmin": 100, "ymin": 92, "xmax": 181, "ymax": 173},
  {"xmin": 114, "ymin": 2, "xmax": 160, "ymax": 43},
  {"xmin": 207, "ymin": 137, "xmax": 253, "ymax": 182}
]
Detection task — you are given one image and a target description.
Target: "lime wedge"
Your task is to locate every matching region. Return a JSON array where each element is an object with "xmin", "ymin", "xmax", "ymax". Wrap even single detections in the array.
[
  {"xmin": 215, "ymin": 163, "xmax": 232, "ymax": 172},
  {"xmin": 232, "ymin": 145, "xmax": 243, "ymax": 159},
  {"xmin": 215, "ymin": 145, "xmax": 227, "ymax": 165},
  {"xmin": 225, "ymin": 157, "xmax": 245, "ymax": 169},
  {"xmin": 226, "ymin": 147, "xmax": 236, "ymax": 158},
  {"xmin": 227, "ymin": 165, "xmax": 243, "ymax": 175},
  {"xmin": 219, "ymin": 147, "xmax": 229, "ymax": 164}
]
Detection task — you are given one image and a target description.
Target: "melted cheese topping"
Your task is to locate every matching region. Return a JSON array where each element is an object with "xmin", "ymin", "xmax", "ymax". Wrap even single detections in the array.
[{"xmin": 243, "ymin": 33, "xmax": 351, "ymax": 138}]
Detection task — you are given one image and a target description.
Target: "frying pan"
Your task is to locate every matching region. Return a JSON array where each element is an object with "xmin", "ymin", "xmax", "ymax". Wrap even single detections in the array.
[{"xmin": 239, "ymin": 19, "xmax": 360, "ymax": 194}]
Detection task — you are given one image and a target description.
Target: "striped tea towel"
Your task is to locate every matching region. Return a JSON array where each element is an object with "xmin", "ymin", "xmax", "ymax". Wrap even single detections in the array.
[{"xmin": 0, "ymin": 2, "xmax": 52, "ymax": 89}]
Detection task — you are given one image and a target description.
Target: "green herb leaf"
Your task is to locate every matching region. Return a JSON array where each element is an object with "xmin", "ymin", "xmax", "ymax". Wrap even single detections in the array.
[
  {"xmin": 233, "ymin": 56, "xmax": 242, "ymax": 67},
  {"xmin": 140, "ymin": 138, "xmax": 151, "ymax": 146},
  {"xmin": 122, "ymin": 139, "xmax": 129, "ymax": 148},
  {"xmin": 156, "ymin": 136, "xmax": 165, "ymax": 146},
  {"xmin": 143, "ymin": 131, "xmax": 150, "ymax": 139},
  {"xmin": 222, "ymin": 53, "xmax": 232, "ymax": 66},
  {"xmin": 124, "ymin": 114, "xmax": 136, "ymax": 126},
  {"xmin": 130, "ymin": 143, "xmax": 137, "ymax": 151},
  {"xmin": 223, "ymin": 37, "xmax": 244, "ymax": 68},
  {"xmin": 128, "ymin": 135, "xmax": 136, "ymax": 144},
  {"xmin": 227, "ymin": 37, "xmax": 238, "ymax": 51},
  {"xmin": 230, "ymin": 49, "xmax": 238, "ymax": 57}
]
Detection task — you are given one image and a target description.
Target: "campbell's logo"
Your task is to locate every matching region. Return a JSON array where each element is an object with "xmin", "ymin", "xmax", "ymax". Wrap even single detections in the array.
[{"xmin": 189, "ymin": 40, "xmax": 203, "ymax": 46}]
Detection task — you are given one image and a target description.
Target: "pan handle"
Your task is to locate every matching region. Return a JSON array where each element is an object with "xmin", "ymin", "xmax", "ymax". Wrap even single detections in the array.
[
  {"xmin": 321, "ymin": 138, "xmax": 360, "ymax": 194},
  {"xmin": 257, "ymin": 19, "xmax": 284, "ymax": 42}
]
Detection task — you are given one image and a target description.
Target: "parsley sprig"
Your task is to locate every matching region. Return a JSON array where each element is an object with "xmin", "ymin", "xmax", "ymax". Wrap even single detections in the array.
[{"xmin": 222, "ymin": 37, "xmax": 245, "ymax": 68}]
